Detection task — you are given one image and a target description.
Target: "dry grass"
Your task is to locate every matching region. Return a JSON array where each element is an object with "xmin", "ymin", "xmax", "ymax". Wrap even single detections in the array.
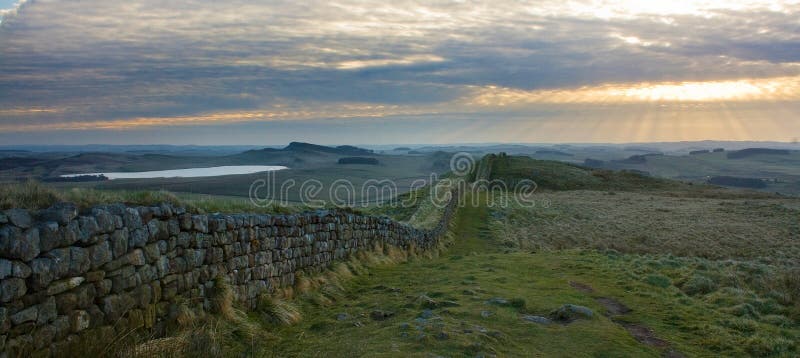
[
  {"xmin": 0, "ymin": 180, "xmax": 63, "ymax": 210},
  {"xmin": 209, "ymin": 275, "xmax": 235, "ymax": 320},
  {"xmin": 256, "ymin": 295, "xmax": 302, "ymax": 325},
  {"xmin": 492, "ymin": 190, "xmax": 800, "ymax": 264},
  {"xmin": 0, "ymin": 180, "xmax": 300, "ymax": 214}
]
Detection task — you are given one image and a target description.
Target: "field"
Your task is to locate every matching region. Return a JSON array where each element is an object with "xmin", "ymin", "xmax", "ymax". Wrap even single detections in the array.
[
  {"xmin": 162, "ymin": 190, "xmax": 799, "ymax": 357},
  {"xmin": 3, "ymin": 147, "xmax": 800, "ymax": 356}
]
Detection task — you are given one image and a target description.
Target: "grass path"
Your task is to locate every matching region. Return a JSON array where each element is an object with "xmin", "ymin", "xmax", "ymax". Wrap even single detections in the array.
[
  {"xmin": 246, "ymin": 191, "xmax": 799, "ymax": 357},
  {"xmin": 258, "ymin": 194, "xmax": 674, "ymax": 357}
]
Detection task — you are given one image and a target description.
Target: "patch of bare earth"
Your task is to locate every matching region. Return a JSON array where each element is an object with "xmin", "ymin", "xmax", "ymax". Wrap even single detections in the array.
[{"xmin": 570, "ymin": 284, "xmax": 686, "ymax": 358}]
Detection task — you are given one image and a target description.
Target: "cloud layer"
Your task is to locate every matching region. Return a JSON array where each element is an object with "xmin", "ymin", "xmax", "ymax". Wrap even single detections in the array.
[{"xmin": 1, "ymin": 0, "xmax": 799, "ymax": 143}]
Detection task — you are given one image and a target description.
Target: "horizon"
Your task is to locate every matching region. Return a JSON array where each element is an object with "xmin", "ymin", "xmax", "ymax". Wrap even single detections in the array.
[
  {"xmin": 1, "ymin": 1, "xmax": 800, "ymax": 144},
  {"xmin": 2, "ymin": 139, "xmax": 800, "ymax": 150}
]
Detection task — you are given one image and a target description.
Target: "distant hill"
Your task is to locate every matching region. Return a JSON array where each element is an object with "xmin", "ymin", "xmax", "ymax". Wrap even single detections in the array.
[
  {"xmin": 337, "ymin": 157, "xmax": 380, "ymax": 165},
  {"xmin": 242, "ymin": 142, "xmax": 374, "ymax": 157},
  {"xmin": 727, "ymin": 148, "xmax": 790, "ymax": 159},
  {"xmin": 708, "ymin": 176, "xmax": 767, "ymax": 189},
  {"xmin": 469, "ymin": 153, "xmax": 675, "ymax": 191},
  {"xmin": 535, "ymin": 150, "xmax": 573, "ymax": 157}
]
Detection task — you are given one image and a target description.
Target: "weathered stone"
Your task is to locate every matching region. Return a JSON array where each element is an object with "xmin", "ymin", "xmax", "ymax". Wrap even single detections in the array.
[
  {"xmin": 37, "ymin": 297, "xmax": 57, "ymax": 325},
  {"xmin": 88, "ymin": 240, "xmax": 112, "ymax": 269},
  {"xmin": 0, "ymin": 226, "xmax": 40, "ymax": 261},
  {"xmin": 39, "ymin": 203, "xmax": 78, "ymax": 225},
  {"xmin": 33, "ymin": 323, "xmax": 56, "ymax": 350},
  {"xmin": 69, "ymin": 310, "xmax": 90, "ymax": 332},
  {"xmin": 551, "ymin": 304, "xmax": 594, "ymax": 321},
  {"xmin": 127, "ymin": 249, "xmax": 146, "ymax": 266},
  {"xmin": 91, "ymin": 208, "xmax": 116, "ymax": 233},
  {"xmin": 5, "ymin": 208, "xmax": 32, "ymax": 228},
  {"xmin": 46, "ymin": 277, "xmax": 85, "ymax": 296},
  {"xmin": 0, "ymin": 307, "xmax": 8, "ymax": 333},
  {"xmin": 37, "ymin": 221, "xmax": 61, "ymax": 252},
  {"xmin": 143, "ymin": 243, "xmax": 160, "ymax": 262},
  {"xmin": 55, "ymin": 292, "xmax": 78, "ymax": 315},
  {"xmin": 85, "ymin": 270, "xmax": 105, "ymax": 282},
  {"xmin": 133, "ymin": 284, "xmax": 152, "ymax": 308},
  {"xmin": 82, "ymin": 305, "xmax": 102, "ymax": 330},
  {"xmin": 101, "ymin": 294, "xmax": 136, "ymax": 321},
  {"xmin": 522, "ymin": 314, "xmax": 552, "ymax": 325},
  {"xmin": 108, "ymin": 229, "xmax": 128, "ymax": 259},
  {"xmin": 45, "ymin": 248, "xmax": 70, "ymax": 277},
  {"xmin": 370, "ymin": 310, "xmax": 395, "ymax": 321},
  {"xmin": 58, "ymin": 221, "xmax": 80, "ymax": 247},
  {"xmin": 51, "ymin": 315, "xmax": 70, "ymax": 340},
  {"xmin": 191, "ymin": 215, "xmax": 208, "ymax": 233},
  {"xmin": 0, "ymin": 278, "xmax": 26, "ymax": 303},
  {"xmin": 78, "ymin": 216, "xmax": 101, "ymax": 244},
  {"xmin": 95, "ymin": 279, "xmax": 112, "ymax": 296},
  {"xmin": 11, "ymin": 305, "xmax": 38, "ymax": 325},
  {"xmin": 123, "ymin": 208, "xmax": 143, "ymax": 229},
  {"xmin": 68, "ymin": 247, "xmax": 90, "ymax": 276},
  {"xmin": 178, "ymin": 213, "xmax": 192, "ymax": 230},
  {"xmin": 0, "ymin": 211, "xmax": 7, "ymax": 224},
  {"xmin": 11, "ymin": 261, "xmax": 31, "ymax": 278},
  {"xmin": 74, "ymin": 284, "xmax": 96, "ymax": 309},
  {"xmin": 0, "ymin": 259, "xmax": 11, "ymax": 280},
  {"xmin": 129, "ymin": 228, "xmax": 148, "ymax": 248}
]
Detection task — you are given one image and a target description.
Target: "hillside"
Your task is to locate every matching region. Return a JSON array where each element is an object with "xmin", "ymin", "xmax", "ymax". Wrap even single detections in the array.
[{"xmin": 471, "ymin": 153, "xmax": 686, "ymax": 192}]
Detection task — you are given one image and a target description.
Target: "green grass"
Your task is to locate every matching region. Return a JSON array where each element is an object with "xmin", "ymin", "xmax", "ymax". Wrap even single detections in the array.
[
  {"xmin": 30, "ymin": 157, "xmax": 798, "ymax": 356},
  {"xmin": 248, "ymin": 192, "xmax": 798, "ymax": 357}
]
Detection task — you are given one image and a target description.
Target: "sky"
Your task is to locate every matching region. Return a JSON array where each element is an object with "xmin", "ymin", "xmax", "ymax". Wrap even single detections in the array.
[{"xmin": 1, "ymin": 0, "xmax": 799, "ymax": 145}]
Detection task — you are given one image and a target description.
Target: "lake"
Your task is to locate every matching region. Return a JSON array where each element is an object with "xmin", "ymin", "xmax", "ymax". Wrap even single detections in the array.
[{"xmin": 60, "ymin": 165, "xmax": 288, "ymax": 179}]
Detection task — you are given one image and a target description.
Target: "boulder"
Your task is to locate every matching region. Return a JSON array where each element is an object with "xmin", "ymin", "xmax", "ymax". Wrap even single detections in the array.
[
  {"xmin": 37, "ymin": 221, "xmax": 61, "ymax": 252},
  {"xmin": 370, "ymin": 310, "xmax": 395, "ymax": 321},
  {"xmin": 5, "ymin": 209, "xmax": 32, "ymax": 228},
  {"xmin": 0, "ymin": 278, "xmax": 26, "ymax": 303},
  {"xmin": 46, "ymin": 277, "xmax": 85, "ymax": 296},
  {"xmin": 0, "ymin": 226, "xmax": 40, "ymax": 261},
  {"xmin": 88, "ymin": 240, "xmax": 112, "ymax": 269},
  {"xmin": 0, "ymin": 259, "xmax": 11, "ymax": 280},
  {"xmin": 10, "ymin": 305, "xmax": 38, "ymax": 325},
  {"xmin": 521, "ymin": 315, "xmax": 552, "ymax": 325},
  {"xmin": 69, "ymin": 310, "xmax": 91, "ymax": 332},
  {"xmin": 101, "ymin": 294, "xmax": 136, "ymax": 321},
  {"xmin": 30, "ymin": 258, "xmax": 57, "ymax": 290},
  {"xmin": 39, "ymin": 203, "xmax": 78, "ymax": 225},
  {"xmin": 551, "ymin": 304, "xmax": 594, "ymax": 321},
  {"xmin": 37, "ymin": 296, "xmax": 57, "ymax": 325}
]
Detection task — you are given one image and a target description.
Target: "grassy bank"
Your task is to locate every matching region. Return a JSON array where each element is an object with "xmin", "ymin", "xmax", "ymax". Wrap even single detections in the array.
[{"xmin": 0, "ymin": 181, "xmax": 302, "ymax": 214}]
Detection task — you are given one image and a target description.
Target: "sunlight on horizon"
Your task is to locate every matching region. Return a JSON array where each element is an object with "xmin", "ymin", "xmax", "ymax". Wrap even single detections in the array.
[{"xmin": 467, "ymin": 76, "xmax": 800, "ymax": 106}]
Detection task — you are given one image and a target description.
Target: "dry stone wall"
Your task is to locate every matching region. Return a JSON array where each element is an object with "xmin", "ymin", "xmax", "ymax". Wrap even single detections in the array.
[{"xmin": 0, "ymin": 192, "xmax": 458, "ymax": 356}]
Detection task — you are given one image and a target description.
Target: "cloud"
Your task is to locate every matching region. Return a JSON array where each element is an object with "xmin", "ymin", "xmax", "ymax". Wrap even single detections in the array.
[{"xmin": 0, "ymin": 0, "xmax": 799, "ymax": 142}]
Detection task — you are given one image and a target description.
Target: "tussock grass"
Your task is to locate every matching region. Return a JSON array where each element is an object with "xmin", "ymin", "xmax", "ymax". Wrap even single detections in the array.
[
  {"xmin": 0, "ymin": 180, "xmax": 300, "ymax": 214},
  {"xmin": 0, "ymin": 180, "xmax": 62, "ymax": 210},
  {"xmin": 257, "ymin": 295, "xmax": 302, "ymax": 325},
  {"xmin": 209, "ymin": 275, "xmax": 235, "ymax": 320}
]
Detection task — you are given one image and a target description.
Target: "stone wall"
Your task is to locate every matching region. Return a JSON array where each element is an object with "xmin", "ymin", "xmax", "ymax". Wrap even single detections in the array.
[{"xmin": 0, "ymin": 192, "xmax": 458, "ymax": 356}]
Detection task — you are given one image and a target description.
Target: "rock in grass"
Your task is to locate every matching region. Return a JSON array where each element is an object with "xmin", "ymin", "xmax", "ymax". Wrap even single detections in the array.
[
  {"xmin": 417, "ymin": 294, "xmax": 438, "ymax": 308},
  {"xmin": 336, "ymin": 313, "xmax": 349, "ymax": 321},
  {"xmin": 420, "ymin": 309, "xmax": 435, "ymax": 319},
  {"xmin": 522, "ymin": 315, "xmax": 552, "ymax": 325},
  {"xmin": 486, "ymin": 297, "xmax": 509, "ymax": 305},
  {"xmin": 370, "ymin": 310, "xmax": 395, "ymax": 321},
  {"xmin": 551, "ymin": 304, "xmax": 594, "ymax": 321},
  {"xmin": 480, "ymin": 310, "xmax": 493, "ymax": 318}
]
